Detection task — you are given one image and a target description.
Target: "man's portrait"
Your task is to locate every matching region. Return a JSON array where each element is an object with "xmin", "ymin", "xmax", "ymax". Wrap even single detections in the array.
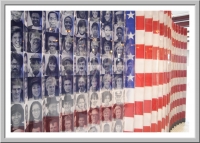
[
  {"xmin": 76, "ymin": 57, "xmax": 87, "ymax": 75},
  {"xmin": 62, "ymin": 95, "xmax": 73, "ymax": 115},
  {"xmin": 45, "ymin": 76, "xmax": 59, "ymax": 97},
  {"xmin": 90, "ymin": 40, "xmax": 100, "ymax": 57},
  {"xmin": 46, "ymin": 117, "xmax": 59, "ymax": 132},
  {"xmin": 11, "ymin": 11, "xmax": 24, "ymax": 28},
  {"xmin": 75, "ymin": 111, "xmax": 87, "ymax": 132},
  {"xmin": 46, "ymin": 97, "xmax": 59, "ymax": 117},
  {"xmin": 62, "ymin": 15, "xmax": 74, "ymax": 36},
  {"xmin": 114, "ymin": 26, "xmax": 124, "ymax": 43},
  {"xmin": 62, "ymin": 76, "xmax": 73, "ymax": 96},
  {"xmin": 62, "ymin": 114, "xmax": 73, "ymax": 132},
  {"xmin": 90, "ymin": 22, "xmax": 99, "ymax": 38},
  {"xmin": 46, "ymin": 11, "xmax": 59, "ymax": 33},
  {"xmin": 114, "ymin": 90, "xmax": 123, "ymax": 104},
  {"xmin": 76, "ymin": 75, "xmax": 87, "ymax": 93},
  {"xmin": 28, "ymin": 11, "xmax": 42, "ymax": 30},
  {"xmin": 89, "ymin": 108, "xmax": 100, "ymax": 125},
  {"xmin": 28, "ymin": 53, "xmax": 42, "ymax": 77},
  {"xmin": 114, "ymin": 11, "xmax": 124, "ymax": 26},
  {"xmin": 90, "ymin": 57, "xmax": 100, "ymax": 76},
  {"xmin": 27, "ymin": 30, "xmax": 42, "ymax": 53},
  {"xmin": 61, "ymin": 57, "xmax": 73, "ymax": 76},
  {"xmin": 45, "ymin": 32, "xmax": 59, "ymax": 55},
  {"xmin": 11, "ymin": 78, "xmax": 23, "ymax": 103},
  {"xmin": 11, "ymin": 52, "xmax": 23, "ymax": 78},
  {"xmin": 102, "ymin": 58, "xmax": 112, "ymax": 74}
]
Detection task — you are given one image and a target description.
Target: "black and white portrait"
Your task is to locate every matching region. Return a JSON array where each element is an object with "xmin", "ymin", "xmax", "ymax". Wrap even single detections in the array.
[
  {"xmin": 45, "ymin": 54, "xmax": 59, "ymax": 76},
  {"xmin": 61, "ymin": 56, "xmax": 73, "ymax": 76},
  {"xmin": 45, "ymin": 97, "xmax": 60, "ymax": 117},
  {"xmin": 46, "ymin": 11, "xmax": 59, "ymax": 33},
  {"xmin": 102, "ymin": 122, "xmax": 112, "ymax": 132},
  {"xmin": 113, "ymin": 119, "xmax": 123, "ymax": 132},
  {"xmin": 75, "ymin": 37, "xmax": 87, "ymax": 56},
  {"xmin": 76, "ymin": 75, "xmax": 87, "ymax": 93},
  {"xmin": 90, "ymin": 39, "xmax": 100, "ymax": 57},
  {"xmin": 76, "ymin": 11, "xmax": 88, "ymax": 20},
  {"xmin": 90, "ymin": 57, "xmax": 100, "ymax": 76},
  {"xmin": 90, "ymin": 21, "xmax": 100, "ymax": 38},
  {"xmin": 11, "ymin": 52, "xmax": 23, "ymax": 78},
  {"xmin": 114, "ymin": 58, "xmax": 124, "ymax": 74},
  {"xmin": 11, "ymin": 78, "xmax": 23, "ymax": 104},
  {"xmin": 61, "ymin": 11, "xmax": 74, "ymax": 36},
  {"xmin": 114, "ymin": 74, "xmax": 123, "ymax": 89},
  {"xmin": 27, "ymin": 11, "xmax": 42, "ymax": 30},
  {"xmin": 101, "ymin": 11, "xmax": 112, "ymax": 26},
  {"xmin": 75, "ymin": 111, "xmax": 87, "ymax": 132},
  {"xmin": 62, "ymin": 114, "xmax": 73, "ymax": 132},
  {"xmin": 11, "ymin": 26, "xmax": 23, "ymax": 52},
  {"xmin": 62, "ymin": 95, "xmax": 74, "ymax": 115},
  {"xmin": 126, "ymin": 59, "xmax": 134, "ymax": 76},
  {"xmin": 90, "ymin": 11, "xmax": 100, "ymax": 22},
  {"xmin": 101, "ymin": 57, "xmax": 112, "ymax": 74},
  {"xmin": 89, "ymin": 75, "xmax": 100, "ymax": 92},
  {"xmin": 76, "ymin": 56, "xmax": 87, "ymax": 75},
  {"xmin": 27, "ymin": 53, "xmax": 42, "ymax": 77},
  {"xmin": 45, "ymin": 76, "xmax": 59, "ymax": 97},
  {"xmin": 101, "ymin": 74, "xmax": 112, "ymax": 90},
  {"xmin": 101, "ymin": 91, "xmax": 112, "ymax": 107},
  {"xmin": 11, "ymin": 104, "xmax": 24, "ymax": 132},
  {"xmin": 114, "ymin": 42, "xmax": 124, "ymax": 58},
  {"xmin": 114, "ymin": 26, "xmax": 124, "ymax": 43},
  {"xmin": 101, "ymin": 39, "xmax": 112, "ymax": 58},
  {"xmin": 75, "ymin": 94, "xmax": 87, "ymax": 112},
  {"xmin": 114, "ymin": 11, "xmax": 124, "ymax": 26},
  {"xmin": 101, "ymin": 23, "xmax": 112, "ymax": 41},
  {"xmin": 28, "ymin": 77, "xmax": 42, "ymax": 100},
  {"xmin": 61, "ymin": 35, "xmax": 73, "ymax": 58},
  {"xmin": 88, "ymin": 125, "xmax": 100, "ymax": 132},
  {"xmin": 76, "ymin": 19, "xmax": 87, "ymax": 38},
  {"xmin": 27, "ymin": 30, "xmax": 42, "ymax": 53},
  {"xmin": 89, "ymin": 92, "xmax": 100, "ymax": 109},
  {"xmin": 11, "ymin": 11, "xmax": 24, "ymax": 28},
  {"xmin": 45, "ymin": 32, "xmax": 59, "ymax": 55},
  {"xmin": 62, "ymin": 76, "xmax": 73, "ymax": 96}
]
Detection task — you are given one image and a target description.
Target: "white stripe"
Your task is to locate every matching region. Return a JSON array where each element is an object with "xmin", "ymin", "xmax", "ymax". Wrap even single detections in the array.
[
  {"xmin": 159, "ymin": 36, "xmax": 164, "ymax": 48},
  {"xmin": 163, "ymin": 83, "xmax": 167, "ymax": 95},
  {"xmin": 144, "ymin": 86, "xmax": 152, "ymax": 100},
  {"xmin": 162, "ymin": 106, "xmax": 166, "ymax": 118},
  {"xmin": 145, "ymin": 32, "xmax": 153, "ymax": 45},
  {"xmin": 134, "ymin": 115, "xmax": 143, "ymax": 128},
  {"xmin": 135, "ymin": 59, "xmax": 145, "ymax": 73},
  {"xmin": 158, "ymin": 60, "xmax": 164, "ymax": 72},
  {"xmin": 153, "ymin": 11, "xmax": 159, "ymax": 20},
  {"xmin": 123, "ymin": 117, "xmax": 134, "ymax": 131},
  {"xmin": 158, "ymin": 109, "xmax": 162, "ymax": 120},
  {"xmin": 136, "ymin": 30, "xmax": 145, "ymax": 44},
  {"xmin": 143, "ymin": 113, "xmax": 151, "ymax": 126},
  {"xmin": 124, "ymin": 88, "xmax": 135, "ymax": 103},
  {"xmin": 145, "ymin": 59, "xmax": 153, "ymax": 73},
  {"xmin": 159, "ymin": 11, "xmax": 164, "ymax": 23},
  {"xmin": 152, "ymin": 85, "xmax": 158, "ymax": 98},
  {"xmin": 145, "ymin": 11, "xmax": 153, "ymax": 18},
  {"xmin": 136, "ymin": 11, "xmax": 145, "ymax": 16},
  {"xmin": 152, "ymin": 60, "xmax": 159, "ymax": 73},
  {"xmin": 135, "ymin": 87, "xmax": 144, "ymax": 101},
  {"xmin": 158, "ymin": 85, "xmax": 163, "ymax": 98},
  {"xmin": 151, "ymin": 111, "xmax": 158, "ymax": 123},
  {"xmin": 153, "ymin": 33, "xmax": 159, "ymax": 46}
]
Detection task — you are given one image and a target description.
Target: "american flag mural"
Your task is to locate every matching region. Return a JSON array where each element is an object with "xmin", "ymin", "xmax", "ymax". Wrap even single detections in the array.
[{"xmin": 10, "ymin": 10, "xmax": 187, "ymax": 132}]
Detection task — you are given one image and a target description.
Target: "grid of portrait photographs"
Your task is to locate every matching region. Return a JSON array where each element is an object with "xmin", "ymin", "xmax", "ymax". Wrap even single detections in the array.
[{"xmin": 10, "ymin": 10, "xmax": 135, "ymax": 132}]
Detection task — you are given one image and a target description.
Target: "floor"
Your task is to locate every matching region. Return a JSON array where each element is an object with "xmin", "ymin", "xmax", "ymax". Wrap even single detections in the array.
[{"xmin": 170, "ymin": 122, "xmax": 189, "ymax": 132}]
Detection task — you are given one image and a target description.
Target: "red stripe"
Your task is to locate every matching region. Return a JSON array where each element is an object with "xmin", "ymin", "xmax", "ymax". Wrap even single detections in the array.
[
  {"xmin": 145, "ymin": 73, "xmax": 152, "ymax": 86},
  {"xmin": 157, "ymin": 121, "xmax": 162, "ymax": 132},
  {"xmin": 143, "ymin": 126, "xmax": 151, "ymax": 132},
  {"xmin": 153, "ymin": 21, "xmax": 159, "ymax": 34},
  {"xmin": 135, "ymin": 102, "xmax": 143, "ymax": 115},
  {"xmin": 152, "ymin": 47, "xmax": 159, "ymax": 59},
  {"xmin": 151, "ymin": 124, "xmax": 157, "ymax": 132},
  {"xmin": 134, "ymin": 129, "xmax": 143, "ymax": 132},
  {"xmin": 124, "ymin": 103, "xmax": 134, "ymax": 117},
  {"xmin": 136, "ymin": 16, "xmax": 145, "ymax": 30},
  {"xmin": 145, "ymin": 46, "xmax": 152, "ymax": 59},
  {"xmin": 160, "ymin": 23, "xmax": 164, "ymax": 36},
  {"xmin": 159, "ymin": 72, "xmax": 163, "ymax": 85},
  {"xmin": 135, "ymin": 73, "xmax": 145, "ymax": 87},
  {"xmin": 158, "ymin": 97, "xmax": 163, "ymax": 109},
  {"xmin": 145, "ymin": 18, "xmax": 153, "ymax": 32},
  {"xmin": 144, "ymin": 100, "xmax": 151, "ymax": 113},
  {"xmin": 152, "ymin": 98, "xmax": 158, "ymax": 111},
  {"xmin": 136, "ymin": 44, "xmax": 145, "ymax": 58}
]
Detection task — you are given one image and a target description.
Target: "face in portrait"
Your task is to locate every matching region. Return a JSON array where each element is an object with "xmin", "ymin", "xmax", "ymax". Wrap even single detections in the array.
[
  {"xmin": 11, "ymin": 104, "xmax": 24, "ymax": 132},
  {"xmin": 62, "ymin": 95, "xmax": 73, "ymax": 114},
  {"xmin": 49, "ymin": 119, "xmax": 59, "ymax": 132},
  {"xmin": 11, "ymin": 26, "xmax": 23, "ymax": 52},
  {"xmin": 45, "ymin": 76, "xmax": 57, "ymax": 97},
  {"xmin": 102, "ymin": 107, "xmax": 111, "ymax": 122},
  {"xmin": 90, "ymin": 40, "xmax": 100, "ymax": 56},
  {"xmin": 115, "ymin": 91, "xmax": 123, "ymax": 104},
  {"xmin": 88, "ymin": 126, "xmax": 97, "ymax": 132},
  {"xmin": 63, "ymin": 115, "xmax": 73, "ymax": 132},
  {"xmin": 102, "ymin": 40, "xmax": 112, "ymax": 56},
  {"xmin": 76, "ymin": 94, "xmax": 87, "ymax": 112},
  {"xmin": 126, "ymin": 59, "xmax": 134, "ymax": 75},
  {"xmin": 31, "ymin": 123, "xmax": 42, "ymax": 132},
  {"xmin": 102, "ymin": 74, "xmax": 112, "ymax": 90},
  {"xmin": 76, "ymin": 38, "xmax": 87, "ymax": 56},
  {"xmin": 11, "ymin": 11, "xmax": 23, "ymax": 27},
  {"xmin": 77, "ymin": 11, "xmax": 88, "ymax": 19},
  {"xmin": 62, "ymin": 36, "xmax": 73, "ymax": 56},
  {"xmin": 62, "ymin": 76, "xmax": 73, "ymax": 95},
  {"xmin": 90, "ymin": 22, "xmax": 99, "ymax": 38},
  {"xmin": 61, "ymin": 57, "xmax": 73, "ymax": 76},
  {"xmin": 11, "ymin": 52, "xmax": 23, "ymax": 78},
  {"xmin": 90, "ymin": 108, "xmax": 99, "ymax": 124},
  {"xmin": 77, "ymin": 19, "xmax": 87, "ymax": 37},
  {"xmin": 115, "ymin": 11, "xmax": 124, "ymax": 24},
  {"xmin": 90, "ymin": 75, "xmax": 99, "ymax": 92},
  {"xmin": 103, "ymin": 24, "xmax": 112, "ymax": 40},
  {"xmin": 114, "ymin": 58, "xmax": 124, "ymax": 74},
  {"xmin": 29, "ymin": 101, "xmax": 42, "ymax": 123},
  {"xmin": 29, "ymin": 53, "xmax": 42, "ymax": 77},
  {"xmin": 90, "ymin": 92, "xmax": 99, "ymax": 108},
  {"xmin": 46, "ymin": 55, "xmax": 59, "ymax": 76},
  {"xmin": 114, "ymin": 27, "xmax": 124, "ymax": 42},
  {"xmin": 103, "ymin": 123, "xmax": 110, "ymax": 132},
  {"xmin": 90, "ymin": 11, "xmax": 99, "ymax": 22},
  {"xmin": 90, "ymin": 58, "xmax": 100, "ymax": 76},
  {"xmin": 103, "ymin": 11, "xmax": 112, "ymax": 24},
  {"xmin": 76, "ymin": 76, "xmax": 87, "ymax": 93},
  {"xmin": 29, "ymin": 77, "xmax": 42, "ymax": 100},
  {"xmin": 28, "ymin": 31, "xmax": 42, "ymax": 53},
  {"xmin": 28, "ymin": 11, "xmax": 42, "ymax": 30},
  {"xmin": 114, "ymin": 105, "xmax": 122, "ymax": 119},
  {"xmin": 102, "ymin": 91, "xmax": 112, "ymax": 107},
  {"xmin": 46, "ymin": 97, "xmax": 59, "ymax": 116},
  {"xmin": 114, "ymin": 75, "xmax": 123, "ymax": 89},
  {"xmin": 76, "ymin": 57, "xmax": 87, "ymax": 75},
  {"xmin": 46, "ymin": 33, "xmax": 59, "ymax": 54},
  {"xmin": 114, "ymin": 119, "xmax": 123, "ymax": 132},
  {"xmin": 114, "ymin": 42, "xmax": 124, "ymax": 58},
  {"xmin": 11, "ymin": 78, "xmax": 23, "ymax": 103},
  {"xmin": 102, "ymin": 58, "xmax": 112, "ymax": 74},
  {"xmin": 63, "ymin": 16, "xmax": 73, "ymax": 32},
  {"xmin": 46, "ymin": 11, "xmax": 59, "ymax": 33}
]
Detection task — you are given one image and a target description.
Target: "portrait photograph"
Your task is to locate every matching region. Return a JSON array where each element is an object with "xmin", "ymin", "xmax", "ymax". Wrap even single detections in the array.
[
  {"xmin": 89, "ymin": 38, "xmax": 100, "ymax": 58},
  {"xmin": 113, "ymin": 58, "xmax": 124, "ymax": 74},
  {"xmin": 113, "ymin": 74, "xmax": 124, "ymax": 89},
  {"xmin": 114, "ymin": 11, "xmax": 124, "ymax": 26},
  {"xmin": 101, "ymin": 39, "xmax": 113, "ymax": 58},
  {"xmin": 101, "ymin": 74, "xmax": 112, "ymax": 91},
  {"xmin": 75, "ymin": 19, "xmax": 88, "ymax": 38},
  {"xmin": 89, "ymin": 92, "xmax": 100, "ymax": 109},
  {"xmin": 88, "ymin": 108, "xmax": 100, "ymax": 125},
  {"xmin": 45, "ymin": 76, "xmax": 59, "ymax": 97},
  {"xmin": 27, "ymin": 29, "xmax": 42, "ymax": 53},
  {"xmin": 60, "ymin": 11, "xmax": 74, "ymax": 36},
  {"xmin": 75, "ymin": 37, "xmax": 87, "ymax": 56},
  {"xmin": 90, "ymin": 11, "xmax": 100, "ymax": 22},
  {"xmin": 11, "ymin": 25, "xmax": 23, "ymax": 52},
  {"xmin": 101, "ymin": 11, "xmax": 113, "ymax": 26},
  {"xmin": 113, "ymin": 26, "xmax": 124, "ymax": 43},
  {"xmin": 61, "ymin": 35, "xmax": 73, "ymax": 59},
  {"xmin": 45, "ymin": 116, "xmax": 59, "ymax": 132},
  {"xmin": 75, "ymin": 93, "xmax": 88, "ymax": 112},
  {"xmin": 76, "ymin": 11, "xmax": 88, "ymax": 20},
  {"xmin": 101, "ymin": 91, "xmax": 113, "ymax": 107},
  {"xmin": 45, "ymin": 96, "xmax": 60, "ymax": 117},
  {"xmin": 46, "ymin": 11, "xmax": 60, "ymax": 33},
  {"xmin": 76, "ymin": 56, "xmax": 87, "ymax": 75},
  {"xmin": 45, "ymin": 32, "xmax": 59, "ymax": 55},
  {"xmin": 74, "ymin": 111, "xmax": 87, "ymax": 132},
  {"xmin": 88, "ymin": 125, "xmax": 100, "ymax": 132},
  {"xmin": 27, "ymin": 77, "xmax": 42, "ymax": 100},
  {"xmin": 101, "ymin": 23, "xmax": 112, "ymax": 41},
  {"xmin": 101, "ymin": 122, "xmax": 112, "ymax": 132},
  {"xmin": 11, "ymin": 11, "xmax": 24, "ymax": 28},
  {"xmin": 11, "ymin": 78, "xmax": 24, "ymax": 104},
  {"xmin": 101, "ymin": 57, "xmax": 113, "ymax": 74},
  {"xmin": 11, "ymin": 51, "xmax": 23, "ymax": 78},
  {"xmin": 113, "ymin": 104, "xmax": 124, "ymax": 120},
  {"xmin": 113, "ymin": 90, "xmax": 124, "ymax": 105},
  {"xmin": 27, "ymin": 11, "xmax": 42, "ymax": 30},
  {"xmin": 61, "ymin": 56, "xmax": 73, "ymax": 76},
  {"xmin": 62, "ymin": 114, "xmax": 74, "ymax": 132},
  {"xmin": 112, "ymin": 119, "xmax": 124, "ymax": 132},
  {"xmin": 89, "ymin": 57, "xmax": 100, "ymax": 76},
  {"xmin": 114, "ymin": 42, "xmax": 124, "ymax": 58},
  {"xmin": 89, "ymin": 21, "xmax": 100, "ymax": 39},
  {"xmin": 61, "ymin": 94, "xmax": 74, "ymax": 115},
  {"xmin": 89, "ymin": 75, "xmax": 100, "ymax": 92},
  {"xmin": 44, "ymin": 54, "xmax": 59, "ymax": 76}
]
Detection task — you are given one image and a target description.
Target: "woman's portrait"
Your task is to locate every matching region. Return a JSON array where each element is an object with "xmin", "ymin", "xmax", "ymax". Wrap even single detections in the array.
[
  {"xmin": 114, "ymin": 42, "xmax": 124, "ymax": 58},
  {"xmin": 28, "ymin": 77, "xmax": 42, "ymax": 100},
  {"xmin": 11, "ymin": 104, "xmax": 24, "ymax": 132},
  {"xmin": 75, "ymin": 94, "xmax": 87, "ymax": 112},
  {"xmin": 114, "ymin": 74, "xmax": 123, "ymax": 89},
  {"xmin": 90, "ymin": 75, "xmax": 99, "ymax": 92},
  {"xmin": 101, "ymin": 74, "xmax": 112, "ymax": 90},
  {"xmin": 102, "ymin": 40, "xmax": 112, "ymax": 57},
  {"xmin": 102, "ymin": 91, "xmax": 112, "ymax": 107},
  {"xmin": 90, "ymin": 92, "xmax": 99, "ymax": 109},
  {"xmin": 46, "ymin": 55, "xmax": 59, "ymax": 76},
  {"xmin": 61, "ymin": 35, "xmax": 73, "ymax": 58},
  {"xmin": 29, "ymin": 101, "xmax": 42, "ymax": 123},
  {"xmin": 11, "ymin": 26, "xmax": 23, "ymax": 52},
  {"xmin": 101, "ymin": 11, "xmax": 112, "ymax": 25},
  {"xmin": 113, "ymin": 119, "xmax": 123, "ymax": 132}
]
